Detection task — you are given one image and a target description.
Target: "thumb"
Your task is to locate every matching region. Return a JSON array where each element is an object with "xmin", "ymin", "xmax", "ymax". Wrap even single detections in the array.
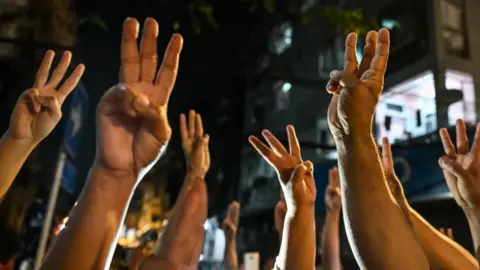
[
  {"xmin": 304, "ymin": 161, "xmax": 314, "ymax": 174},
  {"xmin": 331, "ymin": 70, "xmax": 362, "ymax": 89},
  {"xmin": 36, "ymin": 96, "xmax": 62, "ymax": 119},
  {"xmin": 439, "ymin": 157, "xmax": 473, "ymax": 185},
  {"xmin": 290, "ymin": 163, "xmax": 307, "ymax": 188}
]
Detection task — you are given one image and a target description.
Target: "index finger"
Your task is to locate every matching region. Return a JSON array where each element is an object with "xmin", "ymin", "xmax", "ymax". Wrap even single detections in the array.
[
  {"xmin": 369, "ymin": 28, "xmax": 390, "ymax": 77},
  {"xmin": 154, "ymin": 34, "xmax": 184, "ymax": 105},
  {"xmin": 35, "ymin": 50, "xmax": 55, "ymax": 89},
  {"xmin": 471, "ymin": 124, "xmax": 480, "ymax": 157},
  {"xmin": 249, "ymin": 135, "xmax": 277, "ymax": 165},
  {"xmin": 180, "ymin": 113, "xmax": 189, "ymax": 142},
  {"xmin": 382, "ymin": 137, "xmax": 394, "ymax": 167},
  {"xmin": 439, "ymin": 128, "xmax": 456, "ymax": 158},
  {"xmin": 344, "ymin": 32, "xmax": 358, "ymax": 73},
  {"xmin": 120, "ymin": 18, "xmax": 140, "ymax": 84}
]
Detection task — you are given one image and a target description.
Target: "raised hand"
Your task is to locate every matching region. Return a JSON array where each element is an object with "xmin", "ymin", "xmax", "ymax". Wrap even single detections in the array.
[
  {"xmin": 249, "ymin": 125, "xmax": 302, "ymax": 182},
  {"xmin": 249, "ymin": 125, "xmax": 316, "ymax": 208},
  {"xmin": 438, "ymin": 119, "xmax": 480, "ymax": 210},
  {"xmin": 95, "ymin": 18, "xmax": 183, "ymax": 177},
  {"xmin": 325, "ymin": 167, "xmax": 341, "ymax": 212},
  {"xmin": 9, "ymin": 50, "xmax": 85, "ymax": 144},
  {"xmin": 326, "ymin": 29, "xmax": 390, "ymax": 138},
  {"xmin": 154, "ymin": 136, "xmax": 209, "ymax": 268},
  {"xmin": 223, "ymin": 201, "xmax": 240, "ymax": 238},
  {"xmin": 180, "ymin": 110, "xmax": 203, "ymax": 157}
]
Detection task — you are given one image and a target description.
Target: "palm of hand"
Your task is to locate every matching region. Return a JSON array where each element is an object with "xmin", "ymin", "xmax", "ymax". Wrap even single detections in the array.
[
  {"xmin": 11, "ymin": 90, "xmax": 59, "ymax": 141},
  {"xmin": 9, "ymin": 50, "xmax": 84, "ymax": 143},
  {"xmin": 325, "ymin": 188, "xmax": 341, "ymax": 211},
  {"xmin": 448, "ymin": 153, "xmax": 480, "ymax": 208},
  {"xmin": 96, "ymin": 18, "xmax": 183, "ymax": 174}
]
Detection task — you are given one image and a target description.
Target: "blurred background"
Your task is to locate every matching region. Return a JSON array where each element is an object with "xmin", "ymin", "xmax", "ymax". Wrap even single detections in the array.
[{"xmin": 0, "ymin": 0, "xmax": 478, "ymax": 268}]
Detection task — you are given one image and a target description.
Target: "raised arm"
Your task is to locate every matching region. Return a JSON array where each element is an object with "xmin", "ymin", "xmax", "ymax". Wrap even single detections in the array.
[
  {"xmin": 382, "ymin": 137, "xmax": 477, "ymax": 270},
  {"xmin": 223, "ymin": 201, "xmax": 240, "ymax": 270},
  {"xmin": 0, "ymin": 50, "xmax": 84, "ymax": 200},
  {"xmin": 249, "ymin": 125, "xmax": 316, "ymax": 270},
  {"xmin": 321, "ymin": 167, "xmax": 342, "ymax": 270},
  {"xmin": 142, "ymin": 110, "xmax": 210, "ymax": 269},
  {"xmin": 438, "ymin": 119, "xmax": 480, "ymax": 264},
  {"xmin": 326, "ymin": 29, "xmax": 429, "ymax": 269},
  {"xmin": 41, "ymin": 18, "xmax": 183, "ymax": 269}
]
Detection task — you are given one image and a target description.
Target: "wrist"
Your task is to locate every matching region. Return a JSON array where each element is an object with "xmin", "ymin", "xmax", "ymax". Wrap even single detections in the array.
[
  {"xmin": 285, "ymin": 204, "xmax": 315, "ymax": 221},
  {"xmin": 326, "ymin": 209, "xmax": 341, "ymax": 219},
  {"xmin": 90, "ymin": 160, "xmax": 139, "ymax": 193},
  {"xmin": 2, "ymin": 131, "xmax": 37, "ymax": 152}
]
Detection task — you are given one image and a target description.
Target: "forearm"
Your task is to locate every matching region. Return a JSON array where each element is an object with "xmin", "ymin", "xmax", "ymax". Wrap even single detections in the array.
[
  {"xmin": 41, "ymin": 163, "xmax": 136, "ymax": 270},
  {"xmin": 277, "ymin": 207, "xmax": 316, "ymax": 270},
  {"xmin": 408, "ymin": 208, "xmax": 477, "ymax": 270},
  {"xmin": 336, "ymin": 133, "xmax": 428, "ymax": 270},
  {"xmin": 465, "ymin": 209, "xmax": 480, "ymax": 263},
  {"xmin": 224, "ymin": 237, "xmax": 238, "ymax": 270},
  {"xmin": 321, "ymin": 210, "xmax": 342, "ymax": 270},
  {"xmin": 0, "ymin": 131, "xmax": 36, "ymax": 200}
]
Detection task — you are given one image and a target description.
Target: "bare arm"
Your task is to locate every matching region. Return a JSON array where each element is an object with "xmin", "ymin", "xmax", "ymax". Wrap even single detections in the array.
[
  {"xmin": 321, "ymin": 167, "xmax": 342, "ymax": 270},
  {"xmin": 0, "ymin": 135, "xmax": 35, "ymax": 200},
  {"xmin": 249, "ymin": 126, "xmax": 316, "ymax": 270},
  {"xmin": 321, "ymin": 211, "xmax": 342, "ymax": 270},
  {"xmin": 41, "ymin": 165, "xmax": 136, "ymax": 269},
  {"xmin": 223, "ymin": 201, "xmax": 240, "ymax": 270},
  {"xmin": 0, "ymin": 50, "xmax": 84, "ymax": 200},
  {"xmin": 327, "ymin": 29, "xmax": 428, "ymax": 269},
  {"xmin": 410, "ymin": 208, "xmax": 477, "ymax": 270},
  {"xmin": 382, "ymin": 137, "xmax": 477, "ymax": 270},
  {"xmin": 336, "ymin": 135, "xmax": 428, "ymax": 269}
]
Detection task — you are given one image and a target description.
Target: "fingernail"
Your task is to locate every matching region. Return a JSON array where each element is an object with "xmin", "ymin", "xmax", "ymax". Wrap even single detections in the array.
[
  {"xmin": 330, "ymin": 70, "xmax": 338, "ymax": 78},
  {"xmin": 262, "ymin": 130, "xmax": 271, "ymax": 136}
]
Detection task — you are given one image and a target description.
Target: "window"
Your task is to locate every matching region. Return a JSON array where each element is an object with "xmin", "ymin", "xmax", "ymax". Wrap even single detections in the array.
[
  {"xmin": 375, "ymin": 71, "xmax": 437, "ymax": 143},
  {"xmin": 445, "ymin": 69, "xmax": 476, "ymax": 125},
  {"xmin": 441, "ymin": 0, "xmax": 468, "ymax": 57},
  {"xmin": 269, "ymin": 22, "xmax": 293, "ymax": 55},
  {"xmin": 274, "ymin": 81, "xmax": 291, "ymax": 110}
]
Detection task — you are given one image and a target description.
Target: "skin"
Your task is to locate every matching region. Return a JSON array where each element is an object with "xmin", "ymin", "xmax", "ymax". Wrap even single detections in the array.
[
  {"xmin": 0, "ymin": 50, "xmax": 84, "ymax": 200},
  {"xmin": 321, "ymin": 167, "xmax": 342, "ymax": 270},
  {"xmin": 143, "ymin": 110, "xmax": 210, "ymax": 269},
  {"xmin": 223, "ymin": 201, "xmax": 240, "ymax": 270},
  {"xmin": 382, "ymin": 136, "xmax": 477, "ymax": 270},
  {"xmin": 438, "ymin": 119, "xmax": 480, "ymax": 263},
  {"xmin": 326, "ymin": 28, "xmax": 429, "ymax": 269},
  {"xmin": 41, "ymin": 17, "xmax": 183, "ymax": 270},
  {"xmin": 249, "ymin": 125, "xmax": 316, "ymax": 270}
]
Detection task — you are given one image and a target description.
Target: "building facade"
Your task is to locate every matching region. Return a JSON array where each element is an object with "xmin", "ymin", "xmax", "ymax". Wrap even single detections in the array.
[{"xmin": 239, "ymin": 0, "xmax": 480, "ymax": 212}]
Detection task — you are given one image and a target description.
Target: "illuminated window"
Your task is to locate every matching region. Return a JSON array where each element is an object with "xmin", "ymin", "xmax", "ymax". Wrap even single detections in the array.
[
  {"xmin": 269, "ymin": 22, "xmax": 293, "ymax": 55},
  {"xmin": 441, "ymin": 0, "xmax": 468, "ymax": 57},
  {"xmin": 445, "ymin": 69, "xmax": 476, "ymax": 125},
  {"xmin": 375, "ymin": 71, "xmax": 437, "ymax": 144}
]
